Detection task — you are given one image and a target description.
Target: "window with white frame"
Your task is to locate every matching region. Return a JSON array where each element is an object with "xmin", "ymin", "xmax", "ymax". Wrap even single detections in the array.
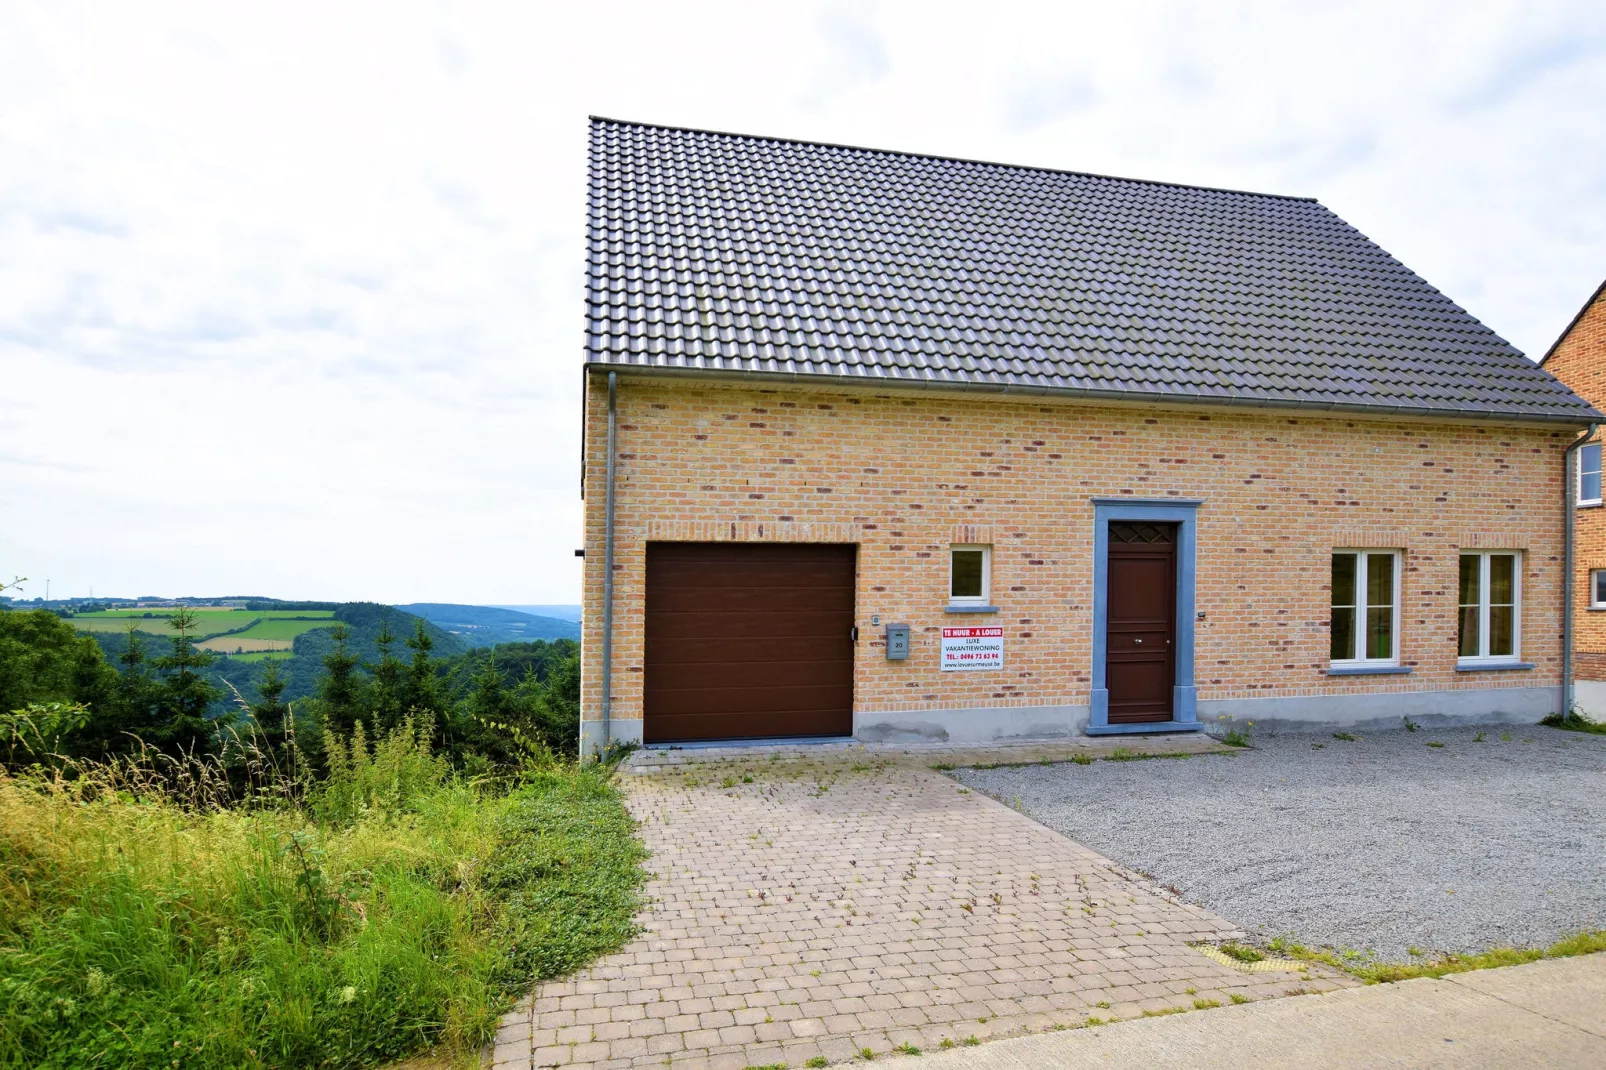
[
  {"xmin": 1580, "ymin": 443, "xmax": 1602, "ymax": 505},
  {"xmin": 1459, "ymin": 552, "xmax": 1520, "ymax": 660},
  {"xmin": 949, "ymin": 545, "xmax": 991, "ymax": 606},
  {"xmin": 1592, "ymin": 569, "xmax": 1606, "ymax": 610},
  {"xmin": 1330, "ymin": 550, "xmax": 1400, "ymax": 665}
]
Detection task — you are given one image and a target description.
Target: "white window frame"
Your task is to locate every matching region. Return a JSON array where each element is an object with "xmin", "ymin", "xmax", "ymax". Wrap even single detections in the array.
[
  {"xmin": 949, "ymin": 544, "xmax": 992, "ymax": 606},
  {"xmin": 1593, "ymin": 569, "xmax": 1606, "ymax": 610},
  {"xmin": 1579, "ymin": 442, "xmax": 1602, "ymax": 506},
  {"xmin": 1329, "ymin": 549, "xmax": 1401, "ymax": 667},
  {"xmin": 1458, "ymin": 551, "xmax": 1522, "ymax": 663}
]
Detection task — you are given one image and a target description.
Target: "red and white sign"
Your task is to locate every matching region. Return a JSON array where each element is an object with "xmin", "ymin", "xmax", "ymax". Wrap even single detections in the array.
[{"xmin": 940, "ymin": 626, "xmax": 1004, "ymax": 671}]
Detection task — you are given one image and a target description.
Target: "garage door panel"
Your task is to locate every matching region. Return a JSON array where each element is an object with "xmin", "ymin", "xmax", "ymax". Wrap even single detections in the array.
[
  {"xmin": 646, "ymin": 683, "xmax": 854, "ymax": 717},
  {"xmin": 648, "ymin": 626, "xmax": 860, "ymax": 649},
  {"xmin": 648, "ymin": 586, "xmax": 855, "ymax": 614},
  {"xmin": 650, "ymin": 548, "xmax": 853, "ymax": 576},
  {"xmin": 651, "ymin": 557, "xmax": 855, "ymax": 581},
  {"xmin": 647, "ymin": 656, "xmax": 851, "ymax": 690},
  {"xmin": 646, "ymin": 709, "xmax": 851, "ymax": 742},
  {"xmin": 645, "ymin": 542, "xmax": 856, "ymax": 742},
  {"xmin": 645, "ymin": 642, "xmax": 852, "ymax": 674}
]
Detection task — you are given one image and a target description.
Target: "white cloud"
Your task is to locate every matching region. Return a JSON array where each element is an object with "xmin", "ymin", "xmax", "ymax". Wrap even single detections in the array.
[{"xmin": 2, "ymin": 0, "xmax": 1603, "ymax": 602}]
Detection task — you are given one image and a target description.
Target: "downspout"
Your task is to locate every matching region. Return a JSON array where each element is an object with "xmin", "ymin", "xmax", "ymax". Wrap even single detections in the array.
[
  {"xmin": 1564, "ymin": 422, "xmax": 1598, "ymax": 717},
  {"xmin": 601, "ymin": 371, "xmax": 618, "ymax": 753}
]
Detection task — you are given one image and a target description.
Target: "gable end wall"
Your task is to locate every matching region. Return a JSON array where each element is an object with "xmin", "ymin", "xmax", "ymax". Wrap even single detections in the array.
[{"xmin": 1541, "ymin": 286, "xmax": 1606, "ymax": 683}]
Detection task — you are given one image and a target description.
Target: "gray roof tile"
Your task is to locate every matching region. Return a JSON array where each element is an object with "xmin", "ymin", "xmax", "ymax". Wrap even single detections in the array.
[{"xmin": 586, "ymin": 118, "xmax": 1599, "ymax": 423}]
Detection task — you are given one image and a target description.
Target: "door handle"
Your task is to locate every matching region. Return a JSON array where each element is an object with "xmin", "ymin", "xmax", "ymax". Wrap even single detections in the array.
[{"xmin": 1134, "ymin": 638, "xmax": 1143, "ymax": 644}]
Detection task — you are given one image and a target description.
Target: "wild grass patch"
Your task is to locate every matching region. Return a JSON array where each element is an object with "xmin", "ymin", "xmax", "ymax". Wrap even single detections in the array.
[
  {"xmin": 0, "ymin": 727, "xmax": 645, "ymax": 1069},
  {"xmin": 1268, "ymin": 929, "xmax": 1606, "ymax": 984}
]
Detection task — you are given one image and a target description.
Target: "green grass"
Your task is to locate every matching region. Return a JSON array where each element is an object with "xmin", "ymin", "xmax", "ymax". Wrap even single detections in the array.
[
  {"xmin": 1218, "ymin": 942, "xmax": 1264, "ymax": 964},
  {"xmin": 1268, "ymin": 929, "xmax": 1606, "ymax": 984},
  {"xmin": 0, "ymin": 733, "xmax": 646, "ymax": 1069},
  {"xmin": 1105, "ymin": 747, "xmax": 1198, "ymax": 762},
  {"xmin": 71, "ymin": 610, "xmax": 338, "ymax": 643},
  {"xmin": 222, "ymin": 652, "xmax": 293, "ymax": 664},
  {"xmin": 196, "ymin": 618, "xmax": 340, "ymax": 655},
  {"xmin": 1540, "ymin": 711, "xmax": 1606, "ymax": 735},
  {"xmin": 228, "ymin": 619, "xmax": 341, "ymax": 642},
  {"xmin": 73, "ymin": 610, "xmax": 336, "ymax": 620}
]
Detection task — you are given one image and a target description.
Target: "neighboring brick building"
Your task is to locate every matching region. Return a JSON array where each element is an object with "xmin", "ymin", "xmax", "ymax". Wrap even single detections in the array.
[
  {"xmin": 1538, "ymin": 280, "xmax": 1606, "ymax": 715},
  {"xmin": 577, "ymin": 119, "xmax": 1599, "ymax": 755}
]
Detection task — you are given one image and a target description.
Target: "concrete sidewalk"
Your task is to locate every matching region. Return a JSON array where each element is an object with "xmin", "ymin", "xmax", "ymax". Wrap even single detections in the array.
[{"xmin": 918, "ymin": 954, "xmax": 1606, "ymax": 1069}]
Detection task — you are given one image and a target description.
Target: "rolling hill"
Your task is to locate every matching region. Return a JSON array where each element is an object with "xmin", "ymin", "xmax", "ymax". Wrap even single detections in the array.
[{"xmin": 396, "ymin": 604, "xmax": 581, "ymax": 647}]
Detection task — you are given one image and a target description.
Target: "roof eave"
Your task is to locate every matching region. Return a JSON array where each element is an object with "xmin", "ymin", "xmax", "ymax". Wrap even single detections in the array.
[{"xmin": 583, "ymin": 361, "xmax": 1603, "ymax": 428}]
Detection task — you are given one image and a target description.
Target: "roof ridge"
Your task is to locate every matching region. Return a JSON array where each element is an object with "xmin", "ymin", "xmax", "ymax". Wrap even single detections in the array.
[
  {"xmin": 590, "ymin": 115, "xmax": 1321, "ymax": 205},
  {"xmin": 1540, "ymin": 277, "xmax": 1606, "ymax": 365}
]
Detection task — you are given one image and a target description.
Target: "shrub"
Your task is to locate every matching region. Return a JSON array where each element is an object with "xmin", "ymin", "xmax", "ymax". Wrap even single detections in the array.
[{"xmin": 1540, "ymin": 710, "xmax": 1606, "ymax": 735}]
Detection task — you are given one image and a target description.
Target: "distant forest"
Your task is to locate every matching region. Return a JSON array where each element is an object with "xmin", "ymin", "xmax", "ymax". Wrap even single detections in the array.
[{"xmin": 3, "ymin": 598, "xmax": 582, "ymax": 761}]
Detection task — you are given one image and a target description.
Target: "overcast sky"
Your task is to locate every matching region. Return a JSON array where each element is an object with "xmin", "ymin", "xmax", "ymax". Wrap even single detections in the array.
[{"xmin": 3, "ymin": 1, "xmax": 1603, "ymax": 605}]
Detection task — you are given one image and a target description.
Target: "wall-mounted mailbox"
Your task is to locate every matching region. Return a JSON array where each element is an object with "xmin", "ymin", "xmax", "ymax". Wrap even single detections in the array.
[{"xmin": 885, "ymin": 622, "xmax": 911, "ymax": 660}]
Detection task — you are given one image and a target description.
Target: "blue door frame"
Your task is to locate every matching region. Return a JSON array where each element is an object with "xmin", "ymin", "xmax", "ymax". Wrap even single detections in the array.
[{"xmin": 1088, "ymin": 498, "xmax": 1203, "ymax": 735}]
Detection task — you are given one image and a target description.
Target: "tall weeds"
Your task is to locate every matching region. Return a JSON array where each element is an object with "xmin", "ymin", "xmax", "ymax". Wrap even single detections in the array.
[
  {"xmin": 0, "ymin": 720, "xmax": 644, "ymax": 1069},
  {"xmin": 313, "ymin": 717, "xmax": 450, "ymax": 825}
]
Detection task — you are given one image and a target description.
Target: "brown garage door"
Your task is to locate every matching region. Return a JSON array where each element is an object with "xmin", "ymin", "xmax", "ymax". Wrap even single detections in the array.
[{"xmin": 644, "ymin": 542, "xmax": 856, "ymax": 743}]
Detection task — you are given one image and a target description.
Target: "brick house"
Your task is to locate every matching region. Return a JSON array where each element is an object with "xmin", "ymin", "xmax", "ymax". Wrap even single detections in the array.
[
  {"xmin": 1538, "ymin": 279, "xmax": 1606, "ymax": 716},
  {"xmin": 577, "ymin": 118, "xmax": 1599, "ymax": 755}
]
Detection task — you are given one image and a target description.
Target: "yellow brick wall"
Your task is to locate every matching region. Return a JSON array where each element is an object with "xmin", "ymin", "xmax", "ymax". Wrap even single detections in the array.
[
  {"xmin": 1538, "ymin": 285, "xmax": 1606, "ymax": 675},
  {"xmin": 580, "ymin": 373, "xmax": 1571, "ymax": 735}
]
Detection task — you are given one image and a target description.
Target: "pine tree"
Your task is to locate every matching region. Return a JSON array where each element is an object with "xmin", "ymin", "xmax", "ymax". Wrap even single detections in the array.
[
  {"xmin": 249, "ymin": 658, "xmax": 291, "ymax": 749},
  {"xmin": 315, "ymin": 624, "xmax": 363, "ymax": 737},
  {"xmin": 107, "ymin": 620, "xmax": 164, "ymax": 748},
  {"xmin": 467, "ymin": 656, "xmax": 508, "ymax": 725},
  {"xmin": 368, "ymin": 618, "xmax": 406, "ymax": 733},
  {"xmin": 533, "ymin": 648, "xmax": 580, "ymax": 754},
  {"xmin": 152, "ymin": 607, "xmax": 226, "ymax": 754},
  {"xmin": 403, "ymin": 618, "xmax": 444, "ymax": 735}
]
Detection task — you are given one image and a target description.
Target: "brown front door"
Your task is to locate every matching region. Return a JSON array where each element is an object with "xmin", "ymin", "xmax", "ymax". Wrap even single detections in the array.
[
  {"xmin": 1105, "ymin": 522, "xmax": 1177, "ymax": 723},
  {"xmin": 644, "ymin": 542, "xmax": 856, "ymax": 742}
]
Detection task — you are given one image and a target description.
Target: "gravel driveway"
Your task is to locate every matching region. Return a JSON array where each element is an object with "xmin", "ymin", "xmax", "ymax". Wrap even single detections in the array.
[{"xmin": 954, "ymin": 726, "xmax": 1606, "ymax": 961}]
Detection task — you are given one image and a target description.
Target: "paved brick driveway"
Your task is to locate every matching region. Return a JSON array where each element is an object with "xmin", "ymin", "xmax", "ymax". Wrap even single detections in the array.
[{"xmin": 492, "ymin": 751, "xmax": 1350, "ymax": 1069}]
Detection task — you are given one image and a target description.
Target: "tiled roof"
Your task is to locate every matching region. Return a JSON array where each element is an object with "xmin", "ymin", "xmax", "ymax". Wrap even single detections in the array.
[{"xmin": 586, "ymin": 118, "xmax": 1599, "ymax": 424}]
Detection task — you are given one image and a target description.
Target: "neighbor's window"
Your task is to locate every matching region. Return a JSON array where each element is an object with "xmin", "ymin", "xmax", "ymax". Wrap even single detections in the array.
[
  {"xmin": 1459, "ymin": 552, "xmax": 1520, "ymax": 660},
  {"xmin": 950, "ymin": 545, "xmax": 991, "ymax": 605},
  {"xmin": 1330, "ymin": 550, "xmax": 1399, "ymax": 664},
  {"xmin": 1580, "ymin": 443, "xmax": 1602, "ymax": 505},
  {"xmin": 1593, "ymin": 569, "xmax": 1606, "ymax": 609}
]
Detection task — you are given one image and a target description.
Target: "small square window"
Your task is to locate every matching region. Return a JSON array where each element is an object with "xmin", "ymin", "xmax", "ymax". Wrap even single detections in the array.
[
  {"xmin": 950, "ymin": 545, "xmax": 990, "ymax": 605},
  {"xmin": 1330, "ymin": 549, "xmax": 1400, "ymax": 665},
  {"xmin": 1580, "ymin": 443, "xmax": 1602, "ymax": 505},
  {"xmin": 1592, "ymin": 570, "xmax": 1606, "ymax": 609}
]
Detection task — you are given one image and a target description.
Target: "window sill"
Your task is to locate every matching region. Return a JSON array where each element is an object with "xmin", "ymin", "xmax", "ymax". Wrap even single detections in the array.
[
  {"xmin": 1578, "ymin": 500, "xmax": 1603, "ymax": 509},
  {"xmin": 1589, "ymin": 606, "xmax": 1606, "ymax": 612},
  {"xmin": 1326, "ymin": 664, "xmax": 1412, "ymax": 676},
  {"xmin": 1455, "ymin": 660, "xmax": 1534, "ymax": 672},
  {"xmin": 944, "ymin": 604, "xmax": 999, "ymax": 614}
]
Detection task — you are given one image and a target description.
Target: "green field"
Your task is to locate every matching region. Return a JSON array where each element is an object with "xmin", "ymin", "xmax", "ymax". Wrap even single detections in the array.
[
  {"xmin": 225, "ymin": 617, "xmax": 334, "ymax": 641},
  {"xmin": 70, "ymin": 609, "xmax": 339, "ymax": 651},
  {"xmin": 223, "ymin": 651, "xmax": 290, "ymax": 664}
]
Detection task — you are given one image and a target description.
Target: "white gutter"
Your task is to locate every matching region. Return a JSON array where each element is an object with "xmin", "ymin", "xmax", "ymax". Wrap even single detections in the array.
[{"xmin": 581, "ymin": 361, "xmax": 1603, "ymax": 429}]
